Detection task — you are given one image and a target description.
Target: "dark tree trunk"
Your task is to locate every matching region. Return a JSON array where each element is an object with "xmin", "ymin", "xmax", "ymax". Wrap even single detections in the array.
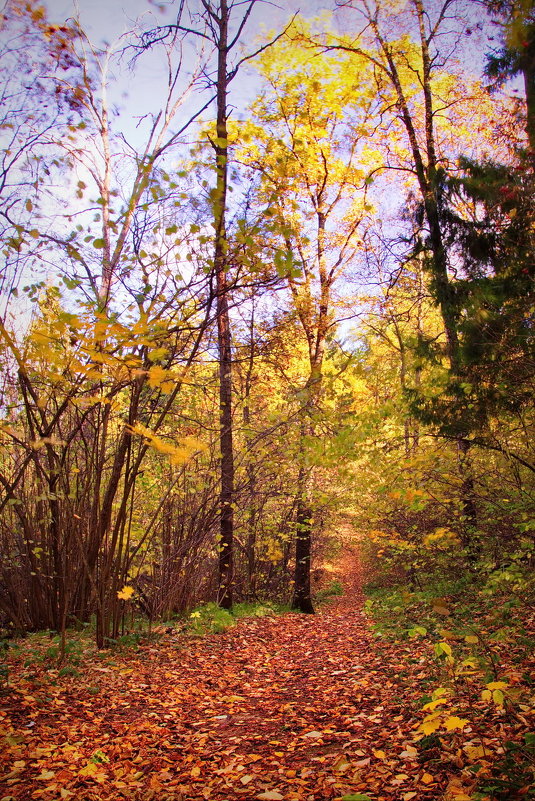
[
  {"xmin": 213, "ymin": 0, "xmax": 234, "ymax": 609},
  {"xmin": 291, "ymin": 481, "xmax": 314, "ymax": 614}
]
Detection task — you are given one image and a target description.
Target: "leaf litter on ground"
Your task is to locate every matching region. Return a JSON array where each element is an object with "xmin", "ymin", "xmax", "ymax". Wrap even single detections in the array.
[{"xmin": 1, "ymin": 545, "xmax": 533, "ymax": 801}]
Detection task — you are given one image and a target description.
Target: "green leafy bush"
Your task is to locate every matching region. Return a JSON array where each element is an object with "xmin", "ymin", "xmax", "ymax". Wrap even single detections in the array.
[{"xmin": 187, "ymin": 603, "xmax": 235, "ymax": 636}]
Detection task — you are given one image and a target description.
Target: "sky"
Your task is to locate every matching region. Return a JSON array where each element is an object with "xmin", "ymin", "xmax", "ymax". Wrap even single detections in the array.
[
  {"xmin": 0, "ymin": 0, "xmax": 517, "ymax": 328},
  {"xmin": 37, "ymin": 0, "xmax": 338, "ymax": 150},
  {"xmin": 39, "ymin": 0, "xmax": 495, "ymax": 114},
  {"xmin": 44, "ymin": 0, "xmax": 334, "ymax": 42}
]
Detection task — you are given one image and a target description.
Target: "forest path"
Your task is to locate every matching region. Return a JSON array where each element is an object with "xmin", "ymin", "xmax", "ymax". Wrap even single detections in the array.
[{"xmin": 2, "ymin": 536, "xmax": 444, "ymax": 801}]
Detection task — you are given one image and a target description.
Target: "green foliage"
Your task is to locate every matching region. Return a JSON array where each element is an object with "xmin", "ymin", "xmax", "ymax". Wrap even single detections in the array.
[
  {"xmin": 363, "ymin": 561, "xmax": 534, "ymax": 661},
  {"xmin": 363, "ymin": 552, "xmax": 534, "ymax": 800},
  {"xmin": 58, "ymin": 665, "xmax": 80, "ymax": 677},
  {"xmin": 231, "ymin": 601, "xmax": 285, "ymax": 618},
  {"xmin": 315, "ymin": 579, "xmax": 344, "ymax": 604},
  {"xmin": 340, "ymin": 794, "xmax": 373, "ymax": 801},
  {"xmin": 186, "ymin": 601, "xmax": 287, "ymax": 636},
  {"xmin": 475, "ymin": 734, "xmax": 535, "ymax": 800},
  {"xmin": 187, "ymin": 603, "xmax": 236, "ymax": 636},
  {"xmin": 104, "ymin": 632, "xmax": 144, "ymax": 651},
  {"xmin": 43, "ymin": 636, "xmax": 85, "ymax": 666}
]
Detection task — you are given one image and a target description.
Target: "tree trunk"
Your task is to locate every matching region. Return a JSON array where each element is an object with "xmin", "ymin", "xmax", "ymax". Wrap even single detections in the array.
[
  {"xmin": 213, "ymin": 0, "xmax": 234, "ymax": 609},
  {"xmin": 291, "ymin": 466, "xmax": 314, "ymax": 614},
  {"xmin": 243, "ymin": 311, "xmax": 257, "ymax": 598}
]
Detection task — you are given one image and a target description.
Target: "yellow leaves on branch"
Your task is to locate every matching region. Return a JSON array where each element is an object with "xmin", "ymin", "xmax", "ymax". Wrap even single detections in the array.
[
  {"xmin": 147, "ymin": 364, "xmax": 176, "ymax": 392},
  {"xmin": 481, "ymin": 681, "xmax": 508, "ymax": 707},
  {"xmin": 424, "ymin": 527, "xmax": 461, "ymax": 549},
  {"xmin": 388, "ymin": 488, "xmax": 428, "ymax": 503},
  {"xmin": 422, "ymin": 697, "xmax": 449, "ymax": 712},
  {"xmin": 419, "ymin": 712, "xmax": 469, "ymax": 735},
  {"xmin": 419, "ymin": 685, "xmax": 469, "ymax": 735},
  {"xmin": 129, "ymin": 423, "xmax": 205, "ymax": 467},
  {"xmin": 443, "ymin": 716, "xmax": 470, "ymax": 731}
]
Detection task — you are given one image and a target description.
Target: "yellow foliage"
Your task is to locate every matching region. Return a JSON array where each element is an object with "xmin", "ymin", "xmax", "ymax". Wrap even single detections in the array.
[
  {"xmin": 485, "ymin": 681, "xmax": 508, "ymax": 691},
  {"xmin": 492, "ymin": 689, "xmax": 505, "ymax": 706},
  {"xmin": 147, "ymin": 365, "xmax": 176, "ymax": 392},
  {"xmin": 443, "ymin": 716, "xmax": 469, "ymax": 731},
  {"xmin": 117, "ymin": 585, "xmax": 135, "ymax": 601},
  {"xmin": 129, "ymin": 423, "xmax": 204, "ymax": 467},
  {"xmin": 463, "ymin": 743, "xmax": 487, "ymax": 761},
  {"xmin": 422, "ymin": 697, "xmax": 448, "ymax": 711},
  {"xmin": 424, "ymin": 527, "xmax": 461, "ymax": 548},
  {"xmin": 419, "ymin": 715, "xmax": 441, "ymax": 735},
  {"xmin": 148, "ymin": 347, "xmax": 168, "ymax": 363}
]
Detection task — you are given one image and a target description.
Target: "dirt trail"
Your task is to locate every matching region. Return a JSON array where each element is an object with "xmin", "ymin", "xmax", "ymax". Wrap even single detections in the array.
[{"xmin": 1, "ymin": 543, "xmax": 439, "ymax": 801}]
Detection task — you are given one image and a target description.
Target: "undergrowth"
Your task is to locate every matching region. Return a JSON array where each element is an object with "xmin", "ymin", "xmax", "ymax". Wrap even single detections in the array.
[
  {"xmin": 362, "ymin": 555, "xmax": 535, "ymax": 801},
  {"xmin": 315, "ymin": 578, "xmax": 344, "ymax": 604},
  {"xmin": 3, "ymin": 599, "xmax": 288, "ymax": 677},
  {"xmin": 186, "ymin": 600, "xmax": 287, "ymax": 636}
]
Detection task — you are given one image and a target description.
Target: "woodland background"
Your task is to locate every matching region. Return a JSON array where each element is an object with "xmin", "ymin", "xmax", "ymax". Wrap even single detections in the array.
[{"xmin": 0, "ymin": 0, "xmax": 533, "ymax": 650}]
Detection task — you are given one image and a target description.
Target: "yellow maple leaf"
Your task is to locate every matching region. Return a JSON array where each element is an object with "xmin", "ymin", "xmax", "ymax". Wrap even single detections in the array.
[
  {"xmin": 423, "ymin": 697, "xmax": 448, "ymax": 711},
  {"xmin": 444, "ymin": 716, "xmax": 469, "ymax": 731},
  {"xmin": 419, "ymin": 717, "xmax": 441, "ymax": 735},
  {"xmin": 117, "ymin": 585, "xmax": 134, "ymax": 601}
]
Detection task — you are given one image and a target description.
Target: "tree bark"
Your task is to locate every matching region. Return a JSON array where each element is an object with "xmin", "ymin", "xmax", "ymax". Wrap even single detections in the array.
[
  {"xmin": 292, "ymin": 464, "xmax": 315, "ymax": 614},
  {"xmin": 213, "ymin": 0, "xmax": 235, "ymax": 609}
]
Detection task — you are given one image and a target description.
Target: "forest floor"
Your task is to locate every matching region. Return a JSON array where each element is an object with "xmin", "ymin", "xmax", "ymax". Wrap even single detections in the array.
[{"xmin": 1, "ymin": 536, "xmax": 532, "ymax": 801}]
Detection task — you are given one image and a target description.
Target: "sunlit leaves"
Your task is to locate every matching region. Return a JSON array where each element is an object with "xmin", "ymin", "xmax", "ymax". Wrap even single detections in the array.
[
  {"xmin": 117, "ymin": 586, "xmax": 135, "ymax": 601},
  {"xmin": 443, "ymin": 715, "xmax": 469, "ymax": 731},
  {"xmin": 147, "ymin": 365, "xmax": 176, "ymax": 392},
  {"xmin": 129, "ymin": 423, "xmax": 205, "ymax": 467},
  {"xmin": 434, "ymin": 641, "xmax": 453, "ymax": 657},
  {"xmin": 482, "ymin": 680, "xmax": 509, "ymax": 706},
  {"xmin": 423, "ymin": 528, "xmax": 461, "ymax": 549}
]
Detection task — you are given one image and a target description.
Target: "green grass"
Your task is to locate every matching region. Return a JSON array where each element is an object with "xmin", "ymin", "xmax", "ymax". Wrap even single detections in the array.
[
  {"xmin": 186, "ymin": 599, "xmax": 287, "ymax": 636},
  {"xmin": 315, "ymin": 578, "xmax": 344, "ymax": 604}
]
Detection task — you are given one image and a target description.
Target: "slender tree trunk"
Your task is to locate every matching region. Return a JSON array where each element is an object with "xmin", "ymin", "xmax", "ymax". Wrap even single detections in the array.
[
  {"xmin": 521, "ymin": 37, "xmax": 535, "ymax": 153},
  {"xmin": 290, "ymin": 206, "xmax": 329, "ymax": 614},
  {"xmin": 367, "ymin": 0, "xmax": 478, "ymax": 539},
  {"xmin": 292, "ymin": 464, "xmax": 314, "ymax": 614},
  {"xmin": 213, "ymin": 0, "xmax": 234, "ymax": 609},
  {"xmin": 243, "ymin": 310, "xmax": 257, "ymax": 598},
  {"xmin": 458, "ymin": 438, "xmax": 478, "ymax": 553}
]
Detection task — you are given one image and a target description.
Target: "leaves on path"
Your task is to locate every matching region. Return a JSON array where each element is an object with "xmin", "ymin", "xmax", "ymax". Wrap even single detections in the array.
[{"xmin": 1, "ymin": 548, "xmax": 533, "ymax": 800}]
